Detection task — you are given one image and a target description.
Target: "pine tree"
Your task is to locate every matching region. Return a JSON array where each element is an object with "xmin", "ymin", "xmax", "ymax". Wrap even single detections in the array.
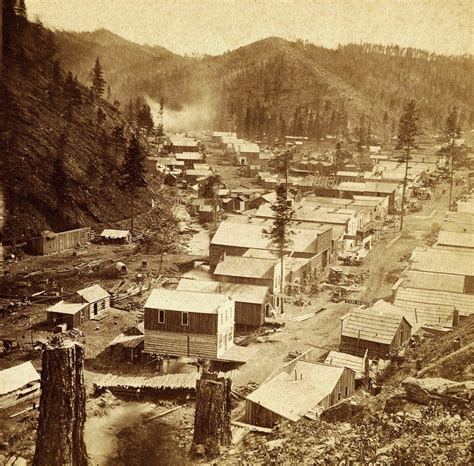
[
  {"xmin": 111, "ymin": 125, "xmax": 126, "ymax": 159},
  {"xmin": 264, "ymin": 184, "xmax": 294, "ymax": 314},
  {"xmin": 122, "ymin": 135, "xmax": 146, "ymax": 233},
  {"xmin": 156, "ymin": 97, "xmax": 165, "ymax": 136},
  {"xmin": 444, "ymin": 106, "xmax": 461, "ymax": 211},
  {"xmin": 396, "ymin": 100, "xmax": 418, "ymax": 231},
  {"xmin": 90, "ymin": 57, "xmax": 106, "ymax": 99}
]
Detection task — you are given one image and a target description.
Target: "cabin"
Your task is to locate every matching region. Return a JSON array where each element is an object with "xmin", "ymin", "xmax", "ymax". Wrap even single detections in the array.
[
  {"xmin": 340, "ymin": 304, "xmax": 412, "ymax": 358},
  {"xmin": 167, "ymin": 137, "xmax": 200, "ymax": 153},
  {"xmin": 198, "ymin": 205, "xmax": 217, "ymax": 224},
  {"xmin": 108, "ymin": 323, "xmax": 144, "ymax": 362},
  {"xmin": 177, "ymin": 279, "xmax": 270, "ymax": 328},
  {"xmin": 0, "ymin": 361, "xmax": 40, "ymax": 409},
  {"xmin": 175, "ymin": 152, "xmax": 204, "ymax": 168},
  {"xmin": 245, "ymin": 351, "xmax": 355, "ymax": 428},
  {"xmin": 236, "ymin": 143, "xmax": 260, "ymax": 167},
  {"xmin": 100, "ymin": 229, "xmax": 132, "ymax": 244},
  {"xmin": 143, "ymin": 288, "xmax": 235, "ymax": 360},
  {"xmin": 336, "ymin": 182, "xmax": 399, "ymax": 213},
  {"xmin": 28, "ymin": 227, "xmax": 91, "ymax": 255},
  {"xmin": 47, "ymin": 284, "xmax": 111, "ymax": 330}
]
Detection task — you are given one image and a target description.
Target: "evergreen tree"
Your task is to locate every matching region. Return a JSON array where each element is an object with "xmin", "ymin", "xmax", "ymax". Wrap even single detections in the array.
[
  {"xmin": 396, "ymin": 100, "xmax": 419, "ymax": 231},
  {"xmin": 122, "ymin": 135, "xmax": 146, "ymax": 233},
  {"xmin": 264, "ymin": 184, "xmax": 294, "ymax": 314},
  {"xmin": 90, "ymin": 57, "xmax": 106, "ymax": 99},
  {"xmin": 156, "ymin": 97, "xmax": 165, "ymax": 136},
  {"xmin": 111, "ymin": 125, "xmax": 126, "ymax": 159},
  {"xmin": 444, "ymin": 106, "xmax": 461, "ymax": 210}
]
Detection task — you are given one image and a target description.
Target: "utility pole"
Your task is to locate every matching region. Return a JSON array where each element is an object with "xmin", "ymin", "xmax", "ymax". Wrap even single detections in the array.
[
  {"xmin": 448, "ymin": 146, "xmax": 454, "ymax": 211},
  {"xmin": 400, "ymin": 149, "xmax": 410, "ymax": 232}
]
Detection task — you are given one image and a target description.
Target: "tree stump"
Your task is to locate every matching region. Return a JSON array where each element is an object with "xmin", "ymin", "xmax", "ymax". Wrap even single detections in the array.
[
  {"xmin": 192, "ymin": 372, "xmax": 232, "ymax": 457},
  {"xmin": 33, "ymin": 340, "xmax": 88, "ymax": 466}
]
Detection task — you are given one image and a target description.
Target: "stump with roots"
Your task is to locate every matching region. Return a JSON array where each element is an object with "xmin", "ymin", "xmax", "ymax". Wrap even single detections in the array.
[
  {"xmin": 192, "ymin": 372, "xmax": 232, "ymax": 457},
  {"xmin": 33, "ymin": 340, "xmax": 88, "ymax": 466}
]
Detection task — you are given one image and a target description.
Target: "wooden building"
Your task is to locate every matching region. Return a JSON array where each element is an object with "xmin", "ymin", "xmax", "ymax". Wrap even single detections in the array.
[
  {"xmin": 0, "ymin": 362, "xmax": 40, "ymax": 409},
  {"xmin": 209, "ymin": 221, "xmax": 332, "ymax": 270},
  {"xmin": 340, "ymin": 305, "xmax": 412, "ymax": 358},
  {"xmin": 100, "ymin": 229, "xmax": 132, "ymax": 244},
  {"xmin": 177, "ymin": 279, "xmax": 270, "ymax": 328},
  {"xmin": 144, "ymin": 288, "xmax": 235, "ymax": 360},
  {"xmin": 28, "ymin": 227, "xmax": 91, "ymax": 255},
  {"xmin": 245, "ymin": 351, "xmax": 355, "ymax": 428},
  {"xmin": 47, "ymin": 284, "xmax": 110, "ymax": 330}
]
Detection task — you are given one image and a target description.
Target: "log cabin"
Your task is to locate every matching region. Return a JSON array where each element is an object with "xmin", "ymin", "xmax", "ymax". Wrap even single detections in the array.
[{"xmin": 144, "ymin": 288, "xmax": 235, "ymax": 360}]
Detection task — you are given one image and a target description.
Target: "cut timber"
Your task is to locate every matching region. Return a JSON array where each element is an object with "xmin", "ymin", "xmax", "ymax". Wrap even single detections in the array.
[
  {"xmin": 192, "ymin": 373, "xmax": 232, "ymax": 457},
  {"xmin": 145, "ymin": 405, "xmax": 183, "ymax": 423},
  {"xmin": 33, "ymin": 340, "xmax": 88, "ymax": 466},
  {"xmin": 231, "ymin": 420, "xmax": 272, "ymax": 433}
]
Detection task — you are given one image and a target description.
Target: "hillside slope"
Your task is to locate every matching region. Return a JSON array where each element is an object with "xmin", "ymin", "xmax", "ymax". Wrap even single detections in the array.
[
  {"xmin": 1, "ymin": 15, "xmax": 150, "ymax": 240},
  {"xmin": 55, "ymin": 31, "xmax": 474, "ymax": 137}
]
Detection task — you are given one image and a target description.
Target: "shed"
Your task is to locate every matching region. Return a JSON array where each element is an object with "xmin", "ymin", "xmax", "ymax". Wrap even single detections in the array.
[
  {"xmin": 0, "ymin": 361, "xmax": 40, "ymax": 408},
  {"xmin": 245, "ymin": 356, "xmax": 355, "ymax": 428},
  {"xmin": 324, "ymin": 350, "xmax": 368, "ymax": 381},
  {"xmin": 28, "ymin": 227, "xmax": 91, "ymax": 255},
  {"xmin": 100, "ymin": 229, "xmax": 132, "ymax": 244}
]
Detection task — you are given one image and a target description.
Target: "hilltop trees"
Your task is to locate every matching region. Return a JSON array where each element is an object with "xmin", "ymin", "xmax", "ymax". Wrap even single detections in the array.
[
  {"xmin": 122, "ymin": 135, "xmax": 146, "ymax": 233},
  {"xmin": 90, "ymin": 57, "xmax": 106, "ymax": 99},
  {"xmin": 265, "ymin": 183, "xmax": 294, "ymax": 314},
  {"xmin": 396, "ymin": 100, "xmax": 419, "ymax": 231},
  {"xmin": 444, "ymin": 106, "xmax": 461, "ymax": 211}
]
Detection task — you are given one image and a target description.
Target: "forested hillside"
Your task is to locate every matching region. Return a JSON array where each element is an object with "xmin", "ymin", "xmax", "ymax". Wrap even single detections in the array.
[
  {"xmin": 1, "ymin": 4, "xmax": 150, "ymax": 240},
  {"xmin": 55, "ymin": 32, "xmax": 473, "ymax": 140}
]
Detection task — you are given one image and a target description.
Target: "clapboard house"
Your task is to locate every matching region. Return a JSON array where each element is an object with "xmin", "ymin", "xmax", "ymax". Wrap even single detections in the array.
[
  {"xmin": 28, "ymin": 227, "xmax": 91, "ymax": 255},
  {"xmin": 177, "ymin": 279, "xmax": 270, "ymax": 328},
  {"xmin": 245, "ymin": 350, "xmax": 355, "ymax": 428},
  {"xmin": 340, "ymin": 305, "xmax": 412, "ymax": 358},
  {"xmin": 47, "ymin": 284, "xmax": 111, "ymax": 329},
  {"xmin": 144, "ymin": 288, "xmax": 235, "ymax": 360}
]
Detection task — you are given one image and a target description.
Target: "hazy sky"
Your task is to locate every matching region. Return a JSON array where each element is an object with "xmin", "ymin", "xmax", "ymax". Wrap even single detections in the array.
[{"xmin": 27, "ymin": 0, "xmax": 473, "ymax": 56}]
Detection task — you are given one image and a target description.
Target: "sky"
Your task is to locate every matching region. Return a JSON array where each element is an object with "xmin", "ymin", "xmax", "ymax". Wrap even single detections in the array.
[{"xmin": 27, "ymin": 0, "xmax": 473, "ymax": 56}]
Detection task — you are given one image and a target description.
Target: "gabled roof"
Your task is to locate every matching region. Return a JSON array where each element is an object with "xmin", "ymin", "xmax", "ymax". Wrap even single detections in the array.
[
  {"xmin": 214, "ymin": 256, "xmax": 276, "ymax": 280},
  {"xmin": 177, "ymin": 279, "xmax": 269, "ymax": 304},
  {"xmin": 400, "ymin": 270, "xmax": 466, "ymax": 294},
  {"xmin": 100, "ymin": 229, "xmax": 131, "ymax": 239},
  {"xmin": 76, "ymin": 284, "xmax": 110, "ymax": 303},
  {"xmin": 145, "ymin": 288, "xmax": 231, "ymax": 314},
  {"xmin": 342, "ymin": 306, "xmax": 410, "ymax": 345},
  {"xmin": 324, "ymin": 351, "xmax": 365, "ymax": 379},
  {"xmin": 246, "ymin": 361, "xmax": 349, "ymax": 422},
  {"xmin": 0, "ymin": 362, "xmax": 40, "ymax": 396},
  {"xmin": 337, "ymin": 181, "xmax": 398, "ymax": 194}
]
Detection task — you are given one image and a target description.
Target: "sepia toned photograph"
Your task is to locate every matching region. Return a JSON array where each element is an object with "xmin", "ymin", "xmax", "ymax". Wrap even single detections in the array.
[{"xmin": 1, "ymin": 0, "xmax": 473, "ymax": 464}]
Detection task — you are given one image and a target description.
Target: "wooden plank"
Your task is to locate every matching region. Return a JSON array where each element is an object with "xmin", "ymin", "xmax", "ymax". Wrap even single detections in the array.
[{"xmin": 231, "ymin": 420, "xmax": 272, "ymax": 434}]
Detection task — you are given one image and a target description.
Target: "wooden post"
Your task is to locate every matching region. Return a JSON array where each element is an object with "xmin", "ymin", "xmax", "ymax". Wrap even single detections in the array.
[
  {"xmin": 192, "ymin": 373, "xmax": 232, "ymax": 458},
  {"xmin": 33, "ymin": 340, "xmax": 88, "ymax": 466}
]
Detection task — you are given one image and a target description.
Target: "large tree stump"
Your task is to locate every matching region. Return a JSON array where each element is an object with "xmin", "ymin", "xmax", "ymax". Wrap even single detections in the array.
[
  {"xmin": 33, "ymin": 340, "xmax": 88, "ymax": 466},
  {"xmin": 192, "ymin": 373, "xmax": 232, "ymax": 457}
]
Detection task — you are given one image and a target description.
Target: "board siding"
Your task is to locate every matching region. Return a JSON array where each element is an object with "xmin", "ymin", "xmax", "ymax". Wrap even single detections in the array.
[
  {"xmin": 145, "ymin": 308, "xmax": 217, "ymax": 334},
  {"xmin": 144, "ymin": 330, "xmax": 217, "ymax": 359}
]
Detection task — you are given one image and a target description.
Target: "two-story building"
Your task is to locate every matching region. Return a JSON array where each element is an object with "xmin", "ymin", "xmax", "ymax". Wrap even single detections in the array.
[{"xmin": 143, "ymin": 288, "xmax": 234, "ymax": 360}]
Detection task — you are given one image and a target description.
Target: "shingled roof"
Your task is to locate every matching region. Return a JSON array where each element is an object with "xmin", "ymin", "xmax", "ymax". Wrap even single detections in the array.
[{"xmin": 342, "ymin": 307, "xmax": 410, "ymax": 345}]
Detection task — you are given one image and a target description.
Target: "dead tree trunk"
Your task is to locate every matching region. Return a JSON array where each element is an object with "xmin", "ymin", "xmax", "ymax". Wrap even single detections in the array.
[
  {"xmin": 33, "ymin": 340, "xmax": 88, "ymax": 466},
  {"xmin": 192, "ymin": 373, "xmax": 232, "ymax": 457}
]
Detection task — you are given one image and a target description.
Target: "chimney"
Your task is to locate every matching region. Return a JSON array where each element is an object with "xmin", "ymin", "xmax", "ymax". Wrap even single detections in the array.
[{"xmin": 452, "ymin": 308, "xmax": 460, "ymax": 328}]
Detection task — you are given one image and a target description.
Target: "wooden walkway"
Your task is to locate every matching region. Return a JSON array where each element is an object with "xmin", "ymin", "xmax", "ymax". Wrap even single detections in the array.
[{"xmin": 87, "ymin": 370, "xmax": 234, "ymax": 392}]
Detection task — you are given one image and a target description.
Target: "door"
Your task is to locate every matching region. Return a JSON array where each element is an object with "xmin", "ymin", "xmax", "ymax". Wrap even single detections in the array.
[{"xmin": 93, "ymin": 302, "xmax": 98, "ymax": 316}]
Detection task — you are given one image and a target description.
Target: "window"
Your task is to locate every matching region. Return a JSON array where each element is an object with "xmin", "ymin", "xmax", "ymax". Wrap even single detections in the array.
[
  {"xmin": 158, "ymin": 310, "xmax": 165, "ymax": 323},
  {"xmin": 181, "ymin": 312, "xmax": 189, "ymax": 326}
]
